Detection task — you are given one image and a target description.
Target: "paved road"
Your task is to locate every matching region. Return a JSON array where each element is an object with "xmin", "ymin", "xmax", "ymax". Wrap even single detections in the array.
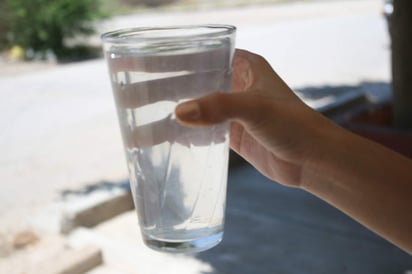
[
  {"xmin": 99, "ymin": 0, "xmax": 390, "ymax": 87},
  {"xmin": 0, "ymin": 0, "xmax": 389, "ymax": 232}
]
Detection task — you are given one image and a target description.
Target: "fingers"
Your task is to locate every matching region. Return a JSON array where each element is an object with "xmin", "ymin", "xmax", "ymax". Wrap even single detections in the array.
[
  {"xmin": 109, "ymin": 48, "xmax": 233, "ymax": 109},
  {"xmin": 113, "ymin": 70, "xmax": 230, "ymax": 108},
  {"xmin": 123, "ymin": 114, "xmax": 226, "ymax": 148},
  {"xmin": 232, "ymin": 51, "xmax": 254, "ymax": 91},
  {"xmin": 112, "ymin": 48, "xmax": 278, "ymax": 109},
  {"xmin": 232, "ymin": 49, "xmax": 287, "ymax": 93},
  {"xmin": 175, "ymin": 91, "xmax": 267, "ymax": 127},
  {"xmin": 176, "ymin": 49, "xmax": 297, "ymax": 127},
  {"xmin": 233, "ymin": 49, "xmax": 300, "ymax": 102}
]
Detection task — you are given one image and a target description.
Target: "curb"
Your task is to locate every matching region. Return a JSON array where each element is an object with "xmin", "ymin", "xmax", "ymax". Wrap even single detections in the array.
[
  {"xmin": 0, "ymin": 233, "xmax": 103, "ymax": 274},
  {"xmin": 37, "ymin": 245, "xmax": 103, "ymax": 274},
  {"xmin": 61, "ymin": 186, "xmax": 134, "ymax": 234}
]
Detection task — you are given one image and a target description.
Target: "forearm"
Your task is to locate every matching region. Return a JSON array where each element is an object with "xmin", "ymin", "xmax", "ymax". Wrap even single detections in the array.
[{"xmin": 301, "ymin": 124, "xmax": 412, "ymax": 254}]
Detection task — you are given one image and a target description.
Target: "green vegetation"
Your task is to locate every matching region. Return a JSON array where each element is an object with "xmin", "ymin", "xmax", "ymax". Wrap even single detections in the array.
[
  {"xmin": 0, "ymin": 1, "xmax": 11, "ymax": 51},
  {"xmin": 0, "ymin": 0, "xmax": 299, "ymax": 61},
  {"xmin": 3, "ymin": 0, "xmax": 107, "ymax": 61}
]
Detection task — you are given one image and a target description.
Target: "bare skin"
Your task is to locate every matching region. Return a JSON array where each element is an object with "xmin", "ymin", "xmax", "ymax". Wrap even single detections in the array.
[{"xmin": 175, "ymin": 49, "xmax": 412, "ymax": 254}]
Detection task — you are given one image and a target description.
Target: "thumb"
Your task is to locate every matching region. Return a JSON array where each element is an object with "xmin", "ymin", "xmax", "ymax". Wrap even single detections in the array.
[{"xmin": 175, "ymin": 92, "xmax": 266, "ymax": 127}]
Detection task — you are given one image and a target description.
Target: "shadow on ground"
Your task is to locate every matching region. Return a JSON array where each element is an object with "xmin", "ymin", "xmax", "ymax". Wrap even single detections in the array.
[
  {"xmin": 196, "ymin": 163, "xmax": 412, "ymax": 274},
  {"xmin": 196, "ymin": 82, "xmax": 412, "ymax": 274},
  {"xmin": 60, "ymin": 180, "xmax": 130, "ymax": 199}
]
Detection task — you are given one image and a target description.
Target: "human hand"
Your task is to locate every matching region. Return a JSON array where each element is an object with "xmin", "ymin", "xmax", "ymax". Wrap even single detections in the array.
[{"xmin": 175, "ymin": 49, "xmax": 339, "ymax": 187}]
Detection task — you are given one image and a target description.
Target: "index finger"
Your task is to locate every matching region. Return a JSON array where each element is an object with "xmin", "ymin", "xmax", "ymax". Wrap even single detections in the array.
[
  {"xmin": 232, "ymin": 49, "xmax": 276, "ymax": 92},
  {"xmin": 232, "ymin": 49, "xmax": 297, "ymax": 99}
]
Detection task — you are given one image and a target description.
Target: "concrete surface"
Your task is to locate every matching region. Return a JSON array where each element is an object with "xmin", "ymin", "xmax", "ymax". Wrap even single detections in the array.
[
  {"xmin": 0, "ymin": 232, "xmax": 103, "ymax": 274},
  {"xmin": 197, "ymin": 165, "xmax": 412, "ymax": 273},
  {"xmin": 60, "ymin": 182, "xmax": 133, "ymax": 234},
  {"xmin": 66, "ymin": 164, "xmax": 412, "ymax": 274},
  {"xmin": 1, "ymin": 0, "xmax": 411, "ymax": 273}
]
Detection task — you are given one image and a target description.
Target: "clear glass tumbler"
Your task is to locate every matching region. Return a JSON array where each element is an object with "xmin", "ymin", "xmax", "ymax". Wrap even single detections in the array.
[{"xmin": 101, "ymin": 25, "xmax": 236, "ymax": 253}]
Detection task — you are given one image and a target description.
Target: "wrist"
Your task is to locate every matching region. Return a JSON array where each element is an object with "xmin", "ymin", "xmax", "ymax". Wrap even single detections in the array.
[{"xmin": 299, "ymin": 117, "xmax": 351, "ymax": 191}]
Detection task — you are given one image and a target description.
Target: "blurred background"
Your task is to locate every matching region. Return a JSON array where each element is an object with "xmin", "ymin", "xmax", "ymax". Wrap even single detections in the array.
[{"xmin": 1, "ymin": 0, "xmax": 412, "ymax": 273}]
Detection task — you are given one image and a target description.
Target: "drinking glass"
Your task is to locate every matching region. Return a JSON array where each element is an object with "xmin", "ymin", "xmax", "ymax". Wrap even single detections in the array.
[{"xmin": 101, "ymin": 25, "xmax": 236, "ymax": 253}]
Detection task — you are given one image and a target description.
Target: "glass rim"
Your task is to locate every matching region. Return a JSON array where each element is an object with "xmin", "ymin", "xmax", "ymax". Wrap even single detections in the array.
[{"xmin": 101, "ymin": 24, "xmax": 236, "ymax": 44}]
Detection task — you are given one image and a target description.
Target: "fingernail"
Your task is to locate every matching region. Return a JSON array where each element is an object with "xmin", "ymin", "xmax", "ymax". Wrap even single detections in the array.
[{"xmin": 176, "ymin": 101, "xmax": 200, "ymax": 121}]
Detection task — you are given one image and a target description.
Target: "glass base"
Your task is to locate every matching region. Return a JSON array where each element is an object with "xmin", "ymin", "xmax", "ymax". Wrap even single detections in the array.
[{"xmin": 144, "ymin": 232, "xmax": 223, "ymax": 254}]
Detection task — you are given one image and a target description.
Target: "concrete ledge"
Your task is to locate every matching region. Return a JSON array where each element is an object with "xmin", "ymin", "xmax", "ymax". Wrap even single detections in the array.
[
  {"xmin": 31, "ymin": 244, "xmax": 103, "ymax": 274},
  {"xmin": 86, "ymin": 264, "xmax": 129, "ymax": 274},
  {"xmin": 61, "ymin": 187, "xmax": 134, "ymax": 234},
  {"xmin": 49, "ymin": 245, "xmax": 103, "ymax": 274},
  {"xmin": 67, "ymin": 225, "xmax": 213, "ymax": 274},
  {"xmin": 0, "ymin": 234, "xmax": 103, "ymax": 274}
]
